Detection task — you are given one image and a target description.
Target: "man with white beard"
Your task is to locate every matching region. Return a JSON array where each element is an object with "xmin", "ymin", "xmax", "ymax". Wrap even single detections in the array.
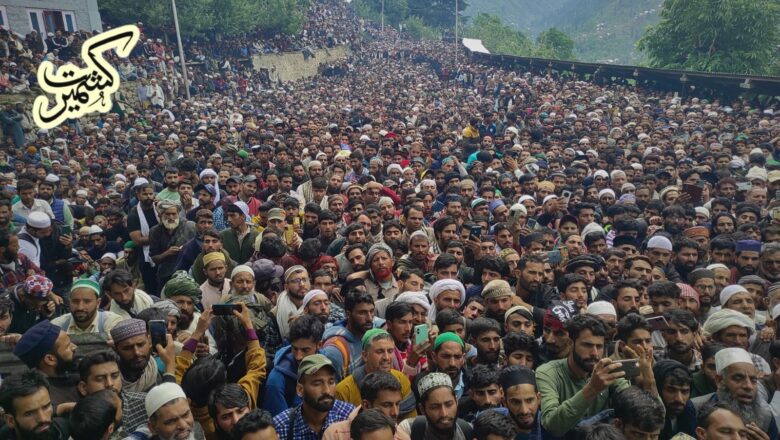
[
  {"xmin": 142, "ymin": 383, "xmax": 204, "ymax": 440},
  {"xmin": 149, "ymin": 200, "xmax": 197, "ymax": 288},
  {"xmin": 692, "ymin": 347, "xmax": 779, "ymax": 438}
]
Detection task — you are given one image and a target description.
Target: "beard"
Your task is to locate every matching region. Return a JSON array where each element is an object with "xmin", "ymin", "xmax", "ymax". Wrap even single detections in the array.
[
  {"xmin": 13, "ymin": 419, "xmax": 56, "ymax": 440},
  {"xmin": 72, "ymin": 308, "xmax": 97, "ymax": 326},
  {"xmin": 717, "ymin": 385, "xmax": 772, "ymax": 430},
  {"xmin": 477, "ymin": 349, "xmax": 500, "ymax": 364},
  {"xmin": 510, "ymin": 408, "xmax": 537, "ymax": 431},
  {"xmin": 737, "ymin": 263, "xmax": 757, "ymax": 275},
  {"xmin": 163, "ymin": 217, "xmax": 180, "ymax": 231},
  {"xmin": 667, "ymin": 341, "xmax": 692, "ymax": 355},
  {"xmin": 518, "ymin": 276, "xmax": 541, "ymax": 294},
  {"xmin": 572, "ymin": 349, "xmax": 599, "ymax": 374},
  {"xmin": 54, "ymin": 353, "xmax": 75, "ymax": 376},
  {"xmin": 159, "ymin": 427, "xmax": 196, "ymax": 440},
  {"xmin": 303, "ymin": 391, "xmax": 335, "ymax": 412},
  {"xmin": 141, "ymin": 198, "xmax": 154, "ymax": 208}
]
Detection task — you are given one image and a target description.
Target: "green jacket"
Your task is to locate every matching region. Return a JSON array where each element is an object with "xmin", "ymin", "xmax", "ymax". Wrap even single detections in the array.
[{"xmin": 220, "ymin": 227, "xmax": 258, "ymax": 265}]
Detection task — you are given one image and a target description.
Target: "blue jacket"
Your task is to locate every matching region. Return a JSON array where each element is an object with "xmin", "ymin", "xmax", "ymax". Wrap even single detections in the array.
[
  {"xmin": 262, "ymin": 345, "xmax": 301, "ymax": 416},
  {"xmin": 320, "ymin": 317, "xmax": 385, "ymax": 382}
]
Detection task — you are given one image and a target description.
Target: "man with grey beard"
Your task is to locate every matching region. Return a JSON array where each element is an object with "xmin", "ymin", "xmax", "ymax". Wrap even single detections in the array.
[
  {"xmin": 139, "ymin": 383, "xmax": 204, "ymax": 440},
  {"xmin": 692, "ymin": 347, "xmax": 778, "ymax": 438},
  {"xmin": 149, "ymin": 200, "xmax": 197, "ymax": 287}
]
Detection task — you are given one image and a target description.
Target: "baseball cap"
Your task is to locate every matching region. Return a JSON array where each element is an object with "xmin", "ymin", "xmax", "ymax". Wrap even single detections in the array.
[{"xmin": 297, "ymin": 354, "xmax": 336, "ymax": 380}]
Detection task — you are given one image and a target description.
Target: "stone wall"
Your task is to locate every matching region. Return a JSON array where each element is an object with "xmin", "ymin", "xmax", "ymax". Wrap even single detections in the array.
[{"xmin": 252, "ymin": 45, "xmax": 350, "ymax": 82}]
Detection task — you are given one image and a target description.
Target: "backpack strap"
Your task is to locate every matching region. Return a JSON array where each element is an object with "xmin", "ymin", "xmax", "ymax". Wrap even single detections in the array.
[
  {"xmin": 456, "ymin": 419, "xmax": 473, "ymax": 440},
  {"xmin": 410, "ymin": 416, "xmax": 427, "ymax": 440},
  {"xmin": 97, "ymin": 310, "xmax": 105, "ymax": 335},
  {"xmin": 60, "ymin": 315, "xmax": 72, "ymax": 331},
  {"xmin": 326, "ymin": 335, "xmax": 351, "ymax": 378}
]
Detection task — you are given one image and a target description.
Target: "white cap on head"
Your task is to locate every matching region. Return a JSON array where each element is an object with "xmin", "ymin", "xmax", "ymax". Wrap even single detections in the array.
[
  {"xmin": 88, "ymin": 225, "xmax": 103, "ymax": 235},
  {"xmin": 26, "ymin": 212, "xmax": 51, "ymax": 229},
  {"xmin": 300, "ymin": 289, "xmax": 328, "ymax": 312},
  {"xmin": 647, "ymin": 236, "xmax": 673, "ymax": 251},
  {"xmin": 586, "ymin": 301, "xmax": 616, "ymax": 317},
  {"xmin": 720, "ymin": 285, "xmax": 749, "ymax": 307},
  {"xmin": 145, "ymin": 383, "xmax": 187, "ymax": 418},
  {"xmin": 714, "ymin": 347, "xmax": 753, "ymax": 375}
]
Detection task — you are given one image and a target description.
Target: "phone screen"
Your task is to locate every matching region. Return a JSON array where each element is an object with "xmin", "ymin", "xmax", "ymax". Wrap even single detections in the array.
[
  {"xmin": 149, "ymin": 320, "xmax": 167, "ymax": 347},
  {"xmin": 212, "ymin": 304, "xmax": 238, "ymax": 316}
]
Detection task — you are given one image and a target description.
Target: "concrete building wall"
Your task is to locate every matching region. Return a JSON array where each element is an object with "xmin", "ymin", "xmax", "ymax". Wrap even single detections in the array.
[{"xmin": 1, "ymin": 0, "xmax": 102, "ymax": 35}]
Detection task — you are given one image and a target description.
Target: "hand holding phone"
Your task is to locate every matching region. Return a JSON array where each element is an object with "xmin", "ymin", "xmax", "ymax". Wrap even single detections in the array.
[
  {"xmin": 470, "ymin": 225, "xmax": 482, "ymax": 240},
  {"xmin": 149, "ymin": 320, "xmax": 167, "ymax": 348},
  {"xmin": 612, "ymin": 358, "xmax": 641, "ymax": 378},
  {"xmin": 212, "ymin": 304, "xmax": 240, "ymax": 316},
  {"xmin": 414, "ymin": 324, "xmax": 429, "ymax": 346}
]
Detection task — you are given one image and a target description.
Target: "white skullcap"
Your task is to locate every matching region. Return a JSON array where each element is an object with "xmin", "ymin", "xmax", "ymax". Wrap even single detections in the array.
[
  {"xmin": 133, "ymin": 177, "xmax": 149, "ymax": 188},
  {"xmin": 518, "ymin": 195, "xmax": 535, "ymax": 204},
  {"xmin": 26, "ymin": 212, "xmax": 51, "ymax": 229},
  {"xmin": 88, "ymin": 225, "xmax": 103, "ymax": 235},
  {"xmin": 598, "ymin": 189, "xmax": 616, "ymax": 199},
  {"xmin": 647, "ymin": 236, "xmax": 673, "ymax": 251},
  {"xmin": 714, "ymin": 347, "xmax": 754, "ymax": 375},
  {"xmin": 771, "ymin": 303, "xmax": 780, "ymax": 320},
  {"xmin": 421, "ymin": 179, "xmax": 436, "ymax": 187},
  {"xmin": 387, "ymin": 164, "xmax": 402, "ymax": 174},
  {"xmin": 378, "ymin": 197, "xmax": 394, "ymax": 207},
  {"xmin": 510, "ymin": 203, "xmax": 527, "ymax": 215},
  {"xmin": 594, "ymin": 170, "xmax": 609, "ymax": 179},
  {"xmin": 145, "ymin": 383, "xmax": 187, "ymax": 418},
  {"xmin": 720, "ymin": 285, "xmax": 749, "ymax": 307},
  {"xmin": 695, "ymin": 207, "xmax": 710, "ymax": 218},
  {"xmin": 542, "ymin": 195, "xmax": 558, "ymax": 205},
  {"xmin": 300, "ymin": 289, "xmax": 328, "ymax": 311},
  {"xmin": 76, "ymin": 189, "xmax": 88, "ymax": 197},
  {"xmin": 581, "ymin": 222, "xmax": 603, "ymax": 238},
  {"xmin": 587, "ymin": 301, "xmax": 616, "ymax": 317},
  {"xmin": 395, "ymin": 291, "xmax": 430, "ymax": 311},
  {"xmin": 199, "ymin": 168, "xmax": 217, "ymax": 178},
  {"xmin": 231, "ymin": 265, "xmax": 254, "ymax": 278},
  {"xmin": 100, "ymin": 253, "xmax": 117, "ymax": 262},
  {"xmin": 429, "ymin": 279, "xmax": 465, "ymax": 301},
  {"xmin": 44, "ymin": 174, "xmax": 59, "ymax": 183},
  {"xmin": 707, "ymin": 263, "xmax": 729, "ymax": 271}
]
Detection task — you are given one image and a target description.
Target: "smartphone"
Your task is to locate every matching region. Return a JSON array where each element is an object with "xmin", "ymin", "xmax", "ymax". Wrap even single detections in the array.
[
  {"xmin": 561, "ymin": 190, "xmax": 572, "ymax": 206},
  {"xmin": 414, "ymin": 324, "xmax": 429, "ymax": 346},
  {"xmin": 526, "ymin": 218, "xmax": 538, "ymax": 230},
  {"xmin": 293, "ymin": 216, "xmax": 300, "ymax": 227},
  {"xmin": 149, "ymin": 320, "xmax": 167, "ymax": 348},
  {"xmin": 646, "ymin": 315, "xmax": 670, "ymax": 332},
  {"xmin": 773, "ymin": 208, "xmax": 780, "ymax": 220},
  {"xmin": 61, "ymin": 225, "xmax": 72, "ymax": 236},
  {"xmin": 212, "ymin": 304, "xmax": 240, "ymax": 316},
  {"xmin": 613, "ymin": 358, "xmax": 641, "ymax": 378},
  {"xmin": 470, "ymin": 225, "xmax": 482, "ymax": 240},
  {"xmin": 559, "ymin": 246, "xmax": 569, "ymax": 260},
  {"xmin": 547, "ymin": 250, "xmax": 562, "ymax": 266},
  {"xmin": 682, "ymin": 184, "xmax": 703, "ymax": 205}
]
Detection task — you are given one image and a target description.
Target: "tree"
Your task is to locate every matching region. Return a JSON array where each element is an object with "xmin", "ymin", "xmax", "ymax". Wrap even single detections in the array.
[
  {"xmin": 352, "ymin": 0, "xmax": 410, "ymax": 27},
  {"xmin": 535, "ymin": 27, "xmax": 575, "ymax": 60},
  {"xmin": 409, "ymin": 0, "xmax": 468, "ymax": 29},
  {"xmin": 637, "ymin": 0, "xmax": 780, "ymax": 75},
  {"xmin": 465, "ymin": 13, "xmax": 533, "ymax": 56},
  {"xmin": 98, "ymin": 0, "xmax": 307, "ymax": 38}
]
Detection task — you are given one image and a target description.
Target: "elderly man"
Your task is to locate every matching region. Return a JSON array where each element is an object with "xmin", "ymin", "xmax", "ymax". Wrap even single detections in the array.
[
  {"xmin": 691, "ymin": 347, "xmax": 778, "ymax": 438},
  {"xmin": 140, "ymin": 383, "xmax": 204, "ymax": 440},
  {"xmin": 346, "ymin": 243, "xmax": 400, "ymax": 302},
  {"xmin": 702, "ymin": 309, "xmax": 771, "ymax": 374},
  {"xmin": 149, "ymin": 200, "xmax": 197, "ymax": 287},
  {"xmin": 427, "ymin": 279, "xmax": 466, "ymax": 322}
]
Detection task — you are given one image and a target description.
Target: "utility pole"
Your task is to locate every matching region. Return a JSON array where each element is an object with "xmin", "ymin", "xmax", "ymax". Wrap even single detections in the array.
[
  {"xmin": 454, "ymin": 0, "xmax": 459, "ymax": 68},
  {"xmin": 381, "ymin": 0, "xmax": 385, "ymax": 35},
  {"xmin": 171, "ymin": 0, "xmax": 190, "ymax": 100}
]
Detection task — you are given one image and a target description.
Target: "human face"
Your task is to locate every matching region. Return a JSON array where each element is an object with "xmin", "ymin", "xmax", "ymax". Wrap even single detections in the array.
[
  {"xmin": 115, "ymin": 334, "xmax": 150, "ymax": 370},
  {"xmin": 232, "ymin": 272, "xmax": 255, "ymax": 295},
  {"xmin": 215, "ymin": 403, "xmax": 250, "ymax": 434},
  {"xmin": 662, "ymin": 322, "xmax": 694, "ymax": 356},
  {"xmin": 719, "ymin": 363, "xmax": 758, "ymax": 405},
  {"xmin": 650, "ymin": 295, "xmax": 679, "ymax": 314},
  {"xmin": 227, "ymin": 211, "xmax": 245, "ymax": 229},
  {"xmin": 542, "ymin": 326, "xmax": 571, "ymax": 359},
  {"xmin": 693, "ymin": 278, "xmax": 716, "ymax": 306},
  {"xmin": 421, "ymin": 387, "xmax": 458, "ymax": 432},
  {"xmin": 619, "ymin": 421, "xmax": 661, "ymax": 440},
  {"xmin": 285, "ymin": 270, "xmax": 310, "ymax": 299},
  {"xmin": 736, "ymin": 251, "xmax": 759, "ymax": 275},
  {"xmin": 474, "ymin": 330, "xmax": 501, "ymax": 363},
  {"xmin": 401, "ymin": 273, "xmax": 424, "ymax": 292},
  {"xmin": 362, "ymin": 337, "xmax": 394, "ymax": 373},
  {"xmin": 571, "ymin": 330, "xmax": 604, "ymax": 373},
  {"xmin": 364, "ymin": 389, "xmax": 403, "ymax": 423},
  {"xmin": 462, "ymin": 301, "xmax": 484, "ymax": 319},
  {"xmin": 406, "ymin": 208, "xmax": 423, "ymax": 231},
  {"xmin": 716, "ymin": 325, "xmax": 750, "ymax": 349},
  {"xmin": 149, "ymin": 398, "xmax": 194, "ymax": 440},
  {"xmin": 4, "ymin": 387, "xmax": 53, "ymax": 439},
  {"xmin": 505, "ymin": 313, "xmax": 534, "ymax": 336},
  {"xmin": 69, "ymin": 288, "xmax": 99, "ymax": 325},
  {"xmin": 171, "ymin": 295, "xmax": 195, "ymax": 328},
  {"xmin": 298, "ymin": 368, "xmax": 337, "ymax": 412},
  {"xmin": 387, "ymin": 313, "xmax": 413, "ymax": 344},
  {"xmin": 81, "ymin": 361, "xmax": 123, "ymax": 395},
  {"xmin": 205, "ymin": 260, "xmax": 227, "ymax": 285},
  {"xmin": 108, "ymin": 283, "xmax": 135, "ymax": 307},
  {"xmin": 202, "ymin": 235, "xmax": 222, "ymax": 253},
  {"xmin": 436, "ymin": 264, "xmax": 459, "ymax": 281},
  {"xmin": 470, "ymin": 383, "xmax": 502, "ymax": 410},
  {"xmin": 625, "ymin": 328, "xmax": 653, "ymax": 359},
  {"xmin": 518, "ymin": 262, "xmax": 544, "ymax": 293},
  {"xmin": 695, "ymin": 408, "xmax": 747, "ymax": 440},
  {"xmin": 290, "ymin": 337, "xmax": 318, "ymax": 364},
  {"xmin": 647, "ymin": 248, "xmax": 672, "ymax": 267},
  {"xmin": 435, "ymin": 290, "xmax": 462, "ymax": 311},
  {"xmin": 347, "ymin": 302, "xmax": 375, "ymax": 334},
  {"xmin": 504, "ymin": 384, "xmax": 540, "ymax": 432},
  {"xmin": 614, "ymin": 287, "xmax": 640, "ymax": 318},
  {"xmin": 370, "ymin": 250, "xmax": 393, "ymax": 280},
  {"xmin": 562, "ymin": 281, "xmax": 588, "ymax": 309},
  {"xmin": 723, "ymin": 292, "xmax": 755, "ymax": 318},
  {"xmin": 660, "ymin": 377, "xmax": 690, "ymax": 418},
  {"xmin": 486, "ymin": 296, "xmax": 512, "ymax": 318},
  {"xmin": 433, "ymin": 341, "xmax": 465, "ymax": 382}
]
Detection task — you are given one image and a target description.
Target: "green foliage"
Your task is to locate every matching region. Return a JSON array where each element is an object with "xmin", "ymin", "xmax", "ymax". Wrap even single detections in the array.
[
  {"xmin": 535, "ymin": 27, "xmax": 574, "ymax": 60},
  {"xmin": 352, "ymin": 0, "xmax": 409, "ymax": 27},
  {"xmin": 638, "ymin": 0, "xmax": 780, "ymax": 75},
  {"xmin": 98, "ymin": 0, "xmax": 307, "ymax": 38},
  {"xmin": 465, "ymin": 13, "xmax": 533, "ymax": 56},
  {"xmin": 408, "ymin": 0, "xmax": 468, "ymax": 29},
  {"xmin": 402, "ymin": 16, "xmax": 440, "ymax": 40}
]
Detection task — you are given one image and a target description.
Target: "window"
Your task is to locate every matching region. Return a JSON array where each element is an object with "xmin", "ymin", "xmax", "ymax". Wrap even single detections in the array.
[{"xmin": 27, "ymin": 9, "xmax": 77, "ymax": 34}]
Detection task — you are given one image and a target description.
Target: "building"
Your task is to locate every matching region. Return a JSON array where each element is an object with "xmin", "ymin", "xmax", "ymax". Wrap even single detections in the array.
[{"xmin": 0, "ymin": 0, "xmax": 102, "ymax": 36}]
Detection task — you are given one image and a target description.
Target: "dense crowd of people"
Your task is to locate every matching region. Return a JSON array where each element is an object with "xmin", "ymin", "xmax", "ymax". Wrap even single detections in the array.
[{"xmin": 0, "ymin": 2, "xmax": 779, "ymax": 440}]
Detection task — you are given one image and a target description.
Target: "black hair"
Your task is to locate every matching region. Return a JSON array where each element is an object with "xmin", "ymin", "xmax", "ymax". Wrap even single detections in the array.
[
  {"xmin": 0, "ymin": 370, "xmax": 50, "ymax": 417},
  {"xmin": 289, "ymin": 314, "xmax": 324, "ymax": 343},
  {"xmin": 304, "ymin": 202, "xmax": 322, "ymax": 214},
  {"xmin": 385, "ymin": 302, "xmax": 414, "ymax": 323},
  {"xmin": 557, "ymin": 273, "xmax": 587, "ymax": 294},
  {"xmin": 259, "ymin": 234, "xmax": 287, "ymax": 258},
  {"xmin": 518, "ymin": 253, "xmax": 546, "ymax": 269},
  {"xmin": 647, "ymin": 281, "xmax": 680, "ymax": 299},
  {"xmin": 673, "ymin": 238, "xmax": 700, "ymax": 253},
  {"xmin": 503, "ymin": 332, "xmax": 538, "ymax": 358},
  {"xmin": 469, "ymin": 317, "xmax": 501, "ymax": 340},
  {"xmin": 577, "ymin": 423, "xmax": 626, "ymax": 440},
  {"xmin": 613, "ymin": 386, "xmax": 665, "ymax": 432},
  {"xmin": 566, "ymin": 314, "xmax": 608, "ymax": 342},
  {"xmin": 664, "ymin": 309, "xmax": 699, "ymax": 332},
  {"xmin": 318, "ymin": 210, "xmax": 339, "ymax": 223},
  {"xmin": 701, "ymin": 342, "xmax": 726, "ymax": 360},
  {"xmin": 69, "ymin": 390, "xmax": 117, "ymax": 440},
  {"xmin": 181, "ymin": 355, "xmax": 227, "ymax": 407},
  {"xmin": 473, "ymin": 410, "xmax": 517, "ymax": 440},
  {"xmin": 78, "ymin": 350, "xmax": 120, "ymax": 383},
  {"xmin": 360, "ymin": 371, "xmax": 401, "ymax": 403},
  {"xmin": 474, "ymin": 256, "xmax": 508, "ymax": 281},
  {"xmin": 297, "ymin": 239, "xmax": 322, "ymax": 261},
  {"xmin": 433, "ymin": 253, "xmax": 459, "ymax": 272},
  {"xmin": 102, "ymin": 269, "xmax": 134, "ymax": 291},
  {"xmin": 208, "ymin": 383, "xmax": 249, "ymax": 421},
  {"xmin": 697, "ymin": 401, "xmax": 743, "ymax": 429},
  {"xmin": 466, "ymin": 364, "xmax": 500, "ymax": 390},
  {"xmin": 345, "ymin": 290, "xmax": 374, "ymax": 312},
  {"xmin": 436, "ymin": 309, "xmax": 465, "ymax": 330},
  {"xmin": 615, "ymin": 313, "xmax": 652, "ymax": 342},
  {"xmin": 350, "ymin": 409, "xmax": 396, "ymax": 440},
  {"xmin": 232, "ymin": 409, "xmax": 275, "ymax": 440}
]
